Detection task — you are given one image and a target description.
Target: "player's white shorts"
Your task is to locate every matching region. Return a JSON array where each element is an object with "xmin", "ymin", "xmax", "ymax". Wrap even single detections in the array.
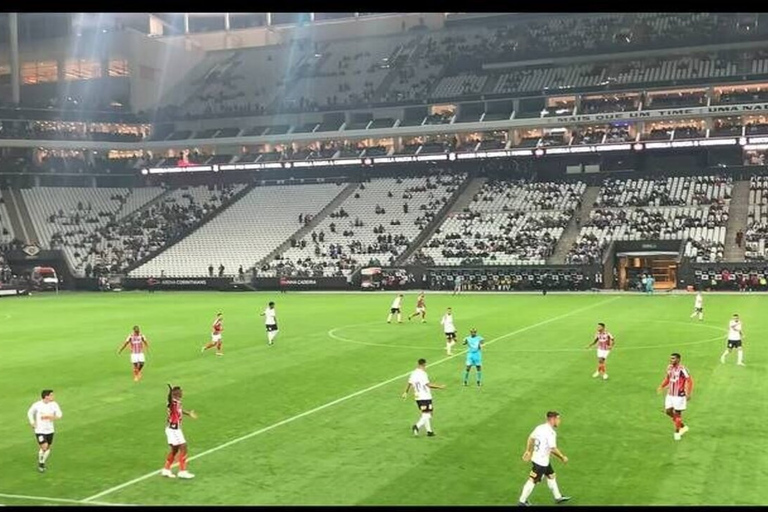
[
  {"xmin": 211, "ymin": 333, "xmax": 222, "ymax": 343},
  {"xmin": 596, "ymin": 349, "xmax": 611, "ymax": 360},
  {"xmin": 664, "ymin": 395, "xmax": 687, "ymax": 411},
  {"xmin": 416, "ymin": 307, "xmax": 425, "ymax": 314},
  {"xmin": 130, "ymin": 353, "xmax": 146, "ymax": 364},
  {"xmin": 165, "ymin": 427, "xmax": 186, "ymax": 446}
]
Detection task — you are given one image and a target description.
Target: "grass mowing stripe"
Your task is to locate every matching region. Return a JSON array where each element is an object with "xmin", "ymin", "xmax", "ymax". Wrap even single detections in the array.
[{"xmin": 82, "ymin": 296, "xmax": 620, "ymax": 503}]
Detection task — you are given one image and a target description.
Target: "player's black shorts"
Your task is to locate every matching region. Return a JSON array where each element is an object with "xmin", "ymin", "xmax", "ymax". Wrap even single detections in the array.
[
  {"xmin": 35, "ymin": 433, "xmax": 54, "ymax": 446},
  {"xmin": 529, "ymin": 462, "xmax": 554, "ymax": 483},
  {"xmin": 390, "ymin": 308, "xmax": 400, "ymax": 314},
  {"xmin": 416, "ymin": 399, "xmax": 433, "ymax": 413},
  {"xmin": 266, "ymin": 324, "xmax": 278, "ymax": 332},
  {"xmin": 727, "ymin": 339, "xmax": 742, "ymax": 349},
  {"xmin": 445, "ymin": 332, "xmax": 457, "ymax": 340}
]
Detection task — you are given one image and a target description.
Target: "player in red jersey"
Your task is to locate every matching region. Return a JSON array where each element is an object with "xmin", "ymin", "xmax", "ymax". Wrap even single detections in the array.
[
  {"xmin": 408, "ymin": 292, "xmax": 427, "ymax": 323},
  {"xmin": 161, "ymin": 384, "xmax": 198, "ymax": 479},
  {"xmin": 118, "ymin": 326, "xmax": 149, "ymax": 382},
  {"xmin": 201, "ymin": 312, "xmax": 224, "ymax": 356},
  {"xmin": 585, "ymin": 322, "xmax": 614, "ymax": 380},
  {"xmin": 656, "ymin": 352, "xmax": 694, "ymax": 441}
]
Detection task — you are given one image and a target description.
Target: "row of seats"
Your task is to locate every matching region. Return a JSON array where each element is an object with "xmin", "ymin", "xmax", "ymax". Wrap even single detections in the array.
[{"xmin": 594, "ymin": 175, "xmax": 733, "ymax": 208}]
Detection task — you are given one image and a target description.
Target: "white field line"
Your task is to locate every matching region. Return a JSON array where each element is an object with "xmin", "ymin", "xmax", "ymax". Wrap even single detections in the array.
[
  {"xmin": 82, "ymin": 296, "xmax": 620, "ymax": 503},
  {"xmin": 0, "ymin": 492, "xmax": 132, "ymax": 506}
]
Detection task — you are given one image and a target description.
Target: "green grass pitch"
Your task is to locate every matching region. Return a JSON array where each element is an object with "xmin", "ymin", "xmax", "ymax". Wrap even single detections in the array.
[{"xmin": 0, "ymin": 291, "xmax": 765, "ymax": 505}]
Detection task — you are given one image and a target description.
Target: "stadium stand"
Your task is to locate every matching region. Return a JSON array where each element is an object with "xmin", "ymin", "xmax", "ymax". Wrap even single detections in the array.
[
  {"xmin": 261, "ymin": 173, "xmax": 467, "ymax": 277},
  {"xmin": 567, "ymin": 175, "xmax": 733, "ymax": 264},
  {"xmin": 419, "ymin": 180, "xmax": 585, "ymax": 266},
  {"xmin": 129, "ymin": 183, "xmax": 343, "ymax": 278},
  {"xmin": 745, "ymin": 176, "xmax": 768, "ymax": 261}
]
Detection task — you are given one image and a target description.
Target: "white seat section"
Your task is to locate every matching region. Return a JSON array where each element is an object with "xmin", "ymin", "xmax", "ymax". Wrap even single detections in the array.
[
  {"xmin": 262, "ymin": 174, "xmax": 467, "ymax": 277},
  {"xmin": 93, "ymin": 184, "xmax": 246, "ymax": 273},
  {"xmin": 130, "ymin": 183, "xmax": 341, "ymax": 278},
  {"xmin": 745, "ymin": 176, "xmax": 768, "ymax": 261},
  {"xmin": 568, "ymin": 174, "xmax": 733, "ymax": 264},
  {"xmin": 21, "ymin": 187, "xmax": 165, "ymax": 275},
  {"xmin": 417, "ymin": 180, "xmax": 584, "ymax": 266}
]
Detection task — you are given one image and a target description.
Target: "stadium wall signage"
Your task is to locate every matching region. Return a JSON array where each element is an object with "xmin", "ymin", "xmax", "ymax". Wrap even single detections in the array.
[
  {"xmin": 253, "ymin": 277, "xmax": 351, "ymax": 290},
  {"xmin": 122, "ymin": 277, "xmax": 234, "ymax": 290},
  {"xmin": 553, "ymin": 102, "xmax": 768, "ymax": 124}
]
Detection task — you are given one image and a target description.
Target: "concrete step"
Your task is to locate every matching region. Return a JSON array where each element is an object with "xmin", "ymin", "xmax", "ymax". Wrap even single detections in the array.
[
  {"xmin": 547, "ymin": 185, "xmax": 601, "ymax": 264},
  {"xmin": 723, "ymin": 180, "xmax": 750, "ymax": 262}
]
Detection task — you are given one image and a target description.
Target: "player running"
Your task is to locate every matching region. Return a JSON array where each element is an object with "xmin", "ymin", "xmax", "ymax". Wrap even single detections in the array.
[
  {"xmin": 161, "ymin": 384, "xmax": 198, "ymax": 479},
  {"xmin": 201, "ymin": 312, "xmax": 224, "ymax": 356},
  {"xmin": 689, "ymin": 291, "xmax": 704, "ymax": 321},
  {"xmin": 386, "ymin": 294, "xmax": 403, "ymax": 324},
  {"xmin": 260, "ymin": 301, "xmax": 279, "ymax": 346},
  {"xmin": 518, "ymin": 411, "xmax": 571, "ymax": 506},
  {"xmin": 402, "ymin": 358, "xmax": 445, "ymax": 437},
  {"xmin": 408, "ymin": 292, "xmax": 427, "ymax": 323},
  {"xmin": 27, "ymin": 389, "xmax": 62, "ymax": 473},
  {"xmin": 656, "ymin": 352, "xmax": 693, "ymax": 441},
  {"xmin": 441, "ymin": 307, "xmax": 457, "ymax": 355},
  {"xmin": 118, "ymin": 325, "xmax": 149, "ymax": 382},
  {"xmin": 586, "ymin": 322, "xmax": 614, "ymax": 380},
  {"xmin": 720, "ymin": 313, "xmax": 745, "ymax": 366},
  {"xmin": 462, "ymin": 329, "xmax": 484, "ymax": 387}
]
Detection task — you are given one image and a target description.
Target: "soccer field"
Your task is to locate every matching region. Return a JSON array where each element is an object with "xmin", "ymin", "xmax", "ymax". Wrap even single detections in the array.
[{"xmin": 1, "ymin": 291, "xmax": 765, "ymax": 506}]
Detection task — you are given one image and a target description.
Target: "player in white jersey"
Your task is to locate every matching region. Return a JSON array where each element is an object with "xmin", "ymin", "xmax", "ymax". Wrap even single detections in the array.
[
  {"xmin": 386, "ymin": 294, "xmax": 404, "ymax": 324},
  {"xmin": 518, "ymin": 411, "xmax": 571, "ymax": 506},
  {"xmin": 720, "ymin": 313, "xmax": 745, "ymax": 366},
  {"xmin": 441, "ymin": 307, "xmax": 457, "ymax": 355},
  {"xmin": 402, "ymin": 358, "xmax": 445, "ymax": 437},
  {"xmin": 689, "ymin": 291, "xmax": 704, "ymax": 321},
  {"xmin": 27, "ymin": 389, "xmax": 63, "ymax": 472},
  {"xmin": 260, "ymin": 302, "xmax": 278, "ymax": 346}
]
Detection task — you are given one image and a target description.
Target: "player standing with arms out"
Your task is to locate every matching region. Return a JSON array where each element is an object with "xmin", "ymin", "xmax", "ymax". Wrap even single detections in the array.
[
  {"xmin": 260, "ymin": 302, "xmax": 279, "ymax": 346},
  {"xmin": 386, "ymin": 294, "xmax": 403, "ymax": 324},
  {"xmin": 518, "ymin": 411, "xmax": 571, "ymax": 506},
  {"xmin": 585, "ymin": 322, "xmax": 614, "ymax": 380},
  {"xmin": 720, "ymin": 314, "xmax": 745, "ymax": 366},
  {"xmin": 656, "ymin": 352, "xmax": 693, "ymax": 441},
  {"xmin": 441, "ymin": 307, "xmax": 457, "ymax": 355},
  {"xmin": 401, "ymin": 358, "xmax": 445, "ymax": 437},
  {"xmin": 118, "ymin": 325, "xmax": 149, "ymax": 382},
  {"xmin": 161, "ymin": 384, "xmax": 198, "ymax": 479},
  {"xmin": 408, "ymin": 292, "xmax": 427, "ymax": 323},
  {"xmin": 462, "ymin": 329, "xmax": 484, "ymax": 387},
  {"xmin": 27, "ymin": 390, "xmax": 62, "ymax": 472},
  {"xmin": 690, "ymin": 291, "xmax": 704, "ymax": 321},
  {"xmin": 201, "ymin": 312, "xmax": 224, "ymax": 356},
  {"xmin": 453, "ymin": 274, "xmax": 463, "ymax": 295}
]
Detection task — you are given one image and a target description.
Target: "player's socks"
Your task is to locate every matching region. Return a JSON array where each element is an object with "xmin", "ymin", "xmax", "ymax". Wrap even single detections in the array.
[
  {"xmin": 41, "ymin": 450, "xmax": 51, "ymax": 463},
  {"xmin": 179, "ymin": 454, "xmax": 188, "ymax": 472},
  {"xmin": 673, "ymin": 414, "xmax": 683, "ymax": 431},
  {"xmin": 546, "ymin": 478, "xmax": 563, "ymax": 500},
  {"xmin": 519, "ymin": 480, "xmax": 536, "ymax": 503},
  {"xmin": 463, "ymin": 370, "xmax": 470, "ymax": 384},
  {"xmin": 412, "ymin": 425, "xmax": 419, "ymax": 436},
  {"xmin": 477, "ymin": 371, "xmax": 482, "ymax": 385},
  {"xmin": 38, "ymin": 449, "xmax": 45, "ymax": 464},
  {"xmin": 423, "ymin": 416, "xmax": 432, "ymax": 434},
  {"xmin": 416, "ymin": 416, "xmax": 426, "ymax": 430},
  {"xmin": 737, "ymin": 349, "xmax": 744, "ymax": 365},
  {"xmin": 720, "ymin": 350, "xmax": 729, "ymax": 363},
  {"xmin": 164, "ymin": 452, "xmax": 175, "ymax": 470}
]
